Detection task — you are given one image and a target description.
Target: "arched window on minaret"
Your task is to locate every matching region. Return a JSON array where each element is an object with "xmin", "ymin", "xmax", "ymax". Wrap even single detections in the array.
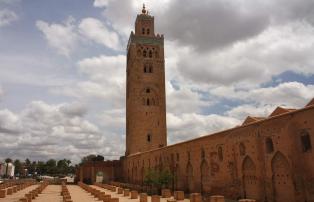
[
  {"xmin": 147, "ymin": 29, "xmax": 150, "ymax": 35},
  {"xmin": 144, "ymin": 64, "xmax": 147, "ymax": 73},
  {"xmin": 143, "ymin": 50, "xmax": 147, "ymax": 57},
  {"xmin": 142, "ymin": 28, "xmax": 145, "ymax": 34},
  {"xmin": 149, "ymin": 64, "xmax": 153, "ymax": 73},
  {"xmin": 146, "ymin": 98, "xmax": 150, "ymax": 106},
  {"xmin": 149, "ymin": 50, "xmax": 153, "ymax": 58}
]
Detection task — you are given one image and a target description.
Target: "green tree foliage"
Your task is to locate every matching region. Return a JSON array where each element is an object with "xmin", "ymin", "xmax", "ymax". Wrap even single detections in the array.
[
  {"xmin": 144, "ymin": 169, "xmax": 173, "ymax": 194},
  {"xmin": 13, "ymin": 159, "xmax": 22, "ymax": 175},
  {"xmin": 2, "ymin": 158, "xmax": 75, "ymax": 177}
]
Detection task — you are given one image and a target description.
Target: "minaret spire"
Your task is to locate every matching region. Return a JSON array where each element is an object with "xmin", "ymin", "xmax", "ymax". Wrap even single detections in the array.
[{"xmin": 142, "ymin": 3, "xmax": 146, "ymax": 14}]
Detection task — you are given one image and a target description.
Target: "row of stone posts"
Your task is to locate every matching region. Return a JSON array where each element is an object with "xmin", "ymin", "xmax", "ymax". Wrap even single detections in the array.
[
  {"xmin": 19, "ymin": 181, "xmax": 49, "ymax": 202},
  {"xmin": 61, "ymin": 182, "xmax": 73, "ymax": 202},
  {"xmin": 0, "ymin": 179, "xmax": 36, "ymax": 199},
  {"xmin": 94, "ymin": 182, "xmax": 255, "ymax": 202}
]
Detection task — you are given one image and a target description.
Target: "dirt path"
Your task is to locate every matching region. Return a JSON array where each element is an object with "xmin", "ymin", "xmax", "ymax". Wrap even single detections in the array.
[
  {"xmin": 67, "ymin": 185, "xmax": 100, "ymax": 202},
  {"xmin": 33, "ymin": 185, "xmax": 62, "ymax": 202}
]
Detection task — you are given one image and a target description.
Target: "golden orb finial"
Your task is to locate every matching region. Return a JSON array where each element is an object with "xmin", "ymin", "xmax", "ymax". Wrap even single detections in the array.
[{"xmin": 142, "ymin": 3, "xmax": 146, "ymax": 14}]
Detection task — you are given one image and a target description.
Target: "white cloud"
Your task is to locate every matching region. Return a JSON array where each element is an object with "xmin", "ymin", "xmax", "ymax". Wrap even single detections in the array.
[
  {"xmin": 167, "ymin": 112, "xmax": 240, "ymax": 144},
  {"xmin": 36, "ymin": 17, "xmax": 79, "ymax": 57},
  {"xmin": 79, "ymin": 18, "xmax": 120, "ymax": 50},
  {"xmin": 93, "ymin": 0, "xmax": 110, "ymax": 8},
  {"xmin": 0, "ymin": 9, "xmax": 18, "ymax": 27},
  {"xmin": 0, "ymin": 101, "xmax": 124, "ymax": 163},
  {"xmin": 174, "ymin": 21, "xmax": 314, "ymax": 86},
  {"xmin": 225, "ymin": 104, "xmax": 276, "ymax": 120},
  {"xmin": 212, "ymin": 82, "xmax": 314, "ymax": 107},
  {"xmin": 0, "ymin": 85, "xmax": 3, "ymax": 100}
]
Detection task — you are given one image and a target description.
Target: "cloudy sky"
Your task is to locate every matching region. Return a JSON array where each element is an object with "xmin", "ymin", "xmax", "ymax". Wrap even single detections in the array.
[{"xmin": 0, "ymin": 0, "xmax": 314, "ymax": 163}]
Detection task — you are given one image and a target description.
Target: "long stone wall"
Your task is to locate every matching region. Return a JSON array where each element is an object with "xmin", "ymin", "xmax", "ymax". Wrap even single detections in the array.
[{"xmin": 123, "ymin": 105, "xmax": 314, "ymax": 202}]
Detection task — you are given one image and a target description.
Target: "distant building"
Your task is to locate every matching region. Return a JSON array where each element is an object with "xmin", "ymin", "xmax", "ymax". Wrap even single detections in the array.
[{"xmin": 0, "ymin": 162, "xmax": 15, "ymax": 177}]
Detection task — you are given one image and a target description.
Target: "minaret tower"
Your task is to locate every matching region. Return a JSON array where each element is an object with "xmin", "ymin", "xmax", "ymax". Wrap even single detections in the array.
[{"xmin": 126, "ymin": 5, "xmax": 167, "ymax": 155}]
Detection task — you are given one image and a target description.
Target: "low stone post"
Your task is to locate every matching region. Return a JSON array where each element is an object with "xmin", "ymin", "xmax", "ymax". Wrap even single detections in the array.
[
  {"xmin": 118, "ymin": 188, "xmax": 123, "ymax": 194},
  {"xmin": 190, "ymin": 193, "xmax": 202, "ymax": 202},
  {"xmin": 174, "ymin": 191, "xmax": 184, "ymax": 200},
  {"xmin": 152, "ymin": 195, "xmax": 161, "ymax": 202},
  {"xmin": 140, "ymin": 193, "xmax": 148, "ymax": 202},
  {"xmin": 131, "ymin": 190, "xmax": 138, "ymax": 199},
  {"xmin": 162, "ymin": 189, "xmax": 171, "ymax": 198},
  {"xmin": 7, "ymin": 188, "xmax": 13, "ymax": 195},
  {"xmin": 210, "ymin": 195, "xmax": 225, "ymax": 202},
  {"xmin": 110, "ymin": 198, "xmax": 119, "ymax": 202},
  {"xmin": 124, "ymin": 189, "xmax": 130, "ymax": 197},
  {"xmin": 0, "ymin": 190, "xmax": 6, "ymax": 198},
  {"xmin": 19, "ymin": 198, "xmax": 28, "ymax": 202}
]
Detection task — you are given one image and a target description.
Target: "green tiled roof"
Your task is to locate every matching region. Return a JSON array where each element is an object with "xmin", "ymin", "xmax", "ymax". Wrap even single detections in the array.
[{"xmin": 128, "ymin": 34, "xmax": 163, "ymax": 49}]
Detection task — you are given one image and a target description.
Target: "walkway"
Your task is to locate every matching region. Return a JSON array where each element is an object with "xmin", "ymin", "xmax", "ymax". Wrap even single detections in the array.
[
  {"xmin": 33, "ymin": 185, "xmax": 63, "ymax": 202},
  {"xmin": 67, "ymin": 185, "xmax": 100, "ymax": 202}
]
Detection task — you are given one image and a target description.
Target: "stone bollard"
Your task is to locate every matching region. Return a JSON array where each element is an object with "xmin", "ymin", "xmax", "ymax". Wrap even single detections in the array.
[
  {"xmin": 118, "ymin": 188, "xmax": 123, "ymax": 194},
  {"xmin": 124, "ymin": 189, "xmax": 130, "ymax": 197},
  {"xmin": 19, "ymin": 198, "xmax": 28, "ymax": 202},
  {"xmin": 131, "ymin": 190, "xmax": 138, "ymax": 199},
  {"xmin": 140, "ymin": 193, "xmax": 148, "ymax": 202},
  {"xmin": 190, "ymin": 193, "xmax": 202, "ymax": 202},
  {"xmin": 167, "ymin": 199, "xmax": 176, "ymax": 202},
  {"xmin": 0, "ymin": 189, "xmax": 6, "ymax": 198},
  {"xmin": 7, "ymin": 188, "xmax": 13, "ymax": 195},
  {"xmin": 111, "ymin": 187, "xmax": 117, "ymax": 192},
  {"xmin": 110, "ymin": 198, "xmax": 119, "ymax": 202},
  {"xmin": 174, "ymin": 191, "xmax": 184, "ymax": 200},
  {"xmin": 162, "ymin": 189, "xmax": 172, "ymax": 198},
  {"xmin": 152, "ymin": 195, "xmax": 161, "ymax": 202},
  {"xmin": 26, "ymin": 193, "xmax": 32, "ymax": 202},
  {"xmin": 238, "ymin": 200, "xmax": 256, "ymax": 202},
  {"xmin": 210, "ymin": 195, "xmax": 225, "ymax": 202},
  {"xmin": 102, "ymin": 194, "xmax": 111, "ymax": 202},
  {"xmin": 13, "ymin": 186, "xmax": 17, "ymax": 193}
]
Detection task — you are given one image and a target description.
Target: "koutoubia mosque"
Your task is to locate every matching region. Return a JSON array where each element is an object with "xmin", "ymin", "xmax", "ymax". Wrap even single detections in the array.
[{"xmin": 77, "ymin": 5, "xmax": 314, "ymax": 202}]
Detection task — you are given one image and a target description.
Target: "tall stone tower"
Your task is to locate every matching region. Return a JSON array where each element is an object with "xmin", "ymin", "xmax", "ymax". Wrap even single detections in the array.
[{"xmin": 126, "ymin": 5, "xmax": 167, "ymax": 156}]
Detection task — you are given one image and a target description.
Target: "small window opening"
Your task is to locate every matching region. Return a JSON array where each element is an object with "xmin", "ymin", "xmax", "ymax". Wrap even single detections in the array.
[
  {"xmin": 149, "ymin": 50, "xmax": 152, "ymax": 58},
  {"xmin": 218, "ymin": 146, "xmax": 223, "ymax": 161},
  {"xmin": 266, "ymin": 138, "xmax": 274, "ymax": 153},
  {"xmin": 147, "ymin": 134, "xmax": 151, "ymax": 142},
  {"xmin": 149, "ymin": 64, "xmax": 153, "ymax": 73},
  {"xmin": 146, "ymin": 88, "xmax": 150, "ymax": 93},
  {"xmin": 239, "ymin": 143, "xmax": 246, "ymax": 156},
  {"xmin": 147, "ymin": 29, "xmax": 150, "ymax": 35},
  {"xmin": 142, "ymin": 28, "xmax": 145, "ymax": 34},
  {"xmin": 144, "ymin": 65, "xmax": 147, "ymax": 73},
  {"xmin": 301, "ymin": 131, "xmax": 312, "ymax": 152},
  {"xmin": 143, "ymin": 50, "xmax": 147, "ymax": 57},
  {"xmin": 146, "ymin": 98, "xmax": 150, "ymax": 106}
]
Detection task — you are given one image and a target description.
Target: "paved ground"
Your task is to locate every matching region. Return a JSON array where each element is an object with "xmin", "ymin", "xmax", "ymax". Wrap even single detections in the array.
[
  {"xmin": 67, "ymin": 185, "xmax": 100, "ymax": 202},
  {"xmin": 90, "ymin": 185, "xmax": 190, "ymax": 202},
  {"xmin": 0, "ymin": 185, "xmax": 38, "ymax": 202},
  {"xmin": 0, "ymin": 184, "xmax": 192, "ymax": 202},
  {"xmin": 33, "ymin": 185, "xmax": 63, "ymax": 202}
]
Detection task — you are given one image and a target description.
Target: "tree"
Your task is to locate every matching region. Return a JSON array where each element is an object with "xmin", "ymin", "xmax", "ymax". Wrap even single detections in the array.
[
  {"xmin": 144, "ymin": 169, "xmax": 173, "ymax": 194},
  {"xmin": 46, "ymin": 159, "xmax": 57, "ymax": 175},
  {"xmin": 81, "ymin": 154, "xmax": 96, "ymax": 164},
  {"xmin": 13, "ymin": 159, "xmax": 22, "ymax": 175}
]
